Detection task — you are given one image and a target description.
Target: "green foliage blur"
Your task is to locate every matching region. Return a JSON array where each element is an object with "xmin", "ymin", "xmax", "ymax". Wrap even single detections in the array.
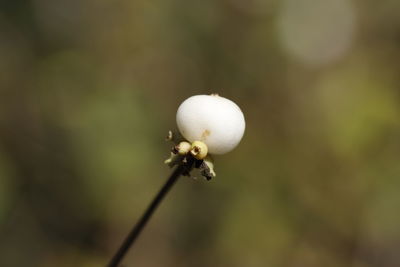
[{"xmin": 1, "ymin": 0, "xmax": 400, "ymax": 266}]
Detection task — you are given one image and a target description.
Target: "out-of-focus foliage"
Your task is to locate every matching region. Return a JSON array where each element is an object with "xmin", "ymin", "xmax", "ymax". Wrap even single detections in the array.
[{"xmin": 1, "ymin": 0, "xmax": 400, "ymax": 266}]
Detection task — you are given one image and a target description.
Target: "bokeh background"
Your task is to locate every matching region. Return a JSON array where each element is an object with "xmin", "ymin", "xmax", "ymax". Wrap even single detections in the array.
[{"xmin": 1, "ymin": 0, "xmax": 400, "ymax": 266}]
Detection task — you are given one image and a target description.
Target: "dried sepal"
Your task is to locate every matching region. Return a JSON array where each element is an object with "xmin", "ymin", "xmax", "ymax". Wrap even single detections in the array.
[
  {"xmin": 164, "ymin": 153, "xmax": 184, "ymax": 168},
  {"xmin": 166, "ymin": 130, "xmax": 173, "ymax": 141},
  {"xmin": 199, "ymin": 155, "xmax": 216, "ymax": 181}
]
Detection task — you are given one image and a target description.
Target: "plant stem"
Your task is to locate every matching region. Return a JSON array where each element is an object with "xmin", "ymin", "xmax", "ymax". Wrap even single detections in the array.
[{"xmin": 107, "ymin": 159, "xmax": 194, "ymax": 267}]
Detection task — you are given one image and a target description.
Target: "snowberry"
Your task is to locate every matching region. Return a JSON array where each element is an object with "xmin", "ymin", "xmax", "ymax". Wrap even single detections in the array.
[{"xmin": 176, "ymin": 94, "xmax": 245, "ymax": 155}]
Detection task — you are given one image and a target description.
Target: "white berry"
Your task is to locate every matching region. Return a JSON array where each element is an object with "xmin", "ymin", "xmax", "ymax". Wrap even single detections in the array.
[{"xmin": 176, "ymin": 94, "xmax": 245, "ymax": 154}]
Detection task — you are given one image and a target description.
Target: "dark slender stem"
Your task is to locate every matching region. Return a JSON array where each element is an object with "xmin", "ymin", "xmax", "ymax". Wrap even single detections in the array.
[{"xmin": 107, "ymin": 159, "xmax": 193, "ymax": 267}]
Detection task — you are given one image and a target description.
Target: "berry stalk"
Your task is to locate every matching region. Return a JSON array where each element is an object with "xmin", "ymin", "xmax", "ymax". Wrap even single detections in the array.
[{"xmin": 107, "ymin": 158, "xmax": 194, "ymax": 267}]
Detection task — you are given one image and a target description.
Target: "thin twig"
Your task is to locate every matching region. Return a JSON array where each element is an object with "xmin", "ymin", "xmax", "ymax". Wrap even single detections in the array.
[{"xmin": 107, "ymin": 159, "xmax": 194, "ymax": 267}]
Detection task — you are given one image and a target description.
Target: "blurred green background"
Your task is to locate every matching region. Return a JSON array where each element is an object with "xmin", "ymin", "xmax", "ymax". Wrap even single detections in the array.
[{"xmin": 1, "ymin": 0, "xmax": 400, "ymax": 266}]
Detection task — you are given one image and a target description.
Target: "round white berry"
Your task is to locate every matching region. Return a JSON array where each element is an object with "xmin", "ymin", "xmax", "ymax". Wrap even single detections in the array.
[{"xmin": 176, "ymin": 94, "xmax": 245, "ymax": 154}]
